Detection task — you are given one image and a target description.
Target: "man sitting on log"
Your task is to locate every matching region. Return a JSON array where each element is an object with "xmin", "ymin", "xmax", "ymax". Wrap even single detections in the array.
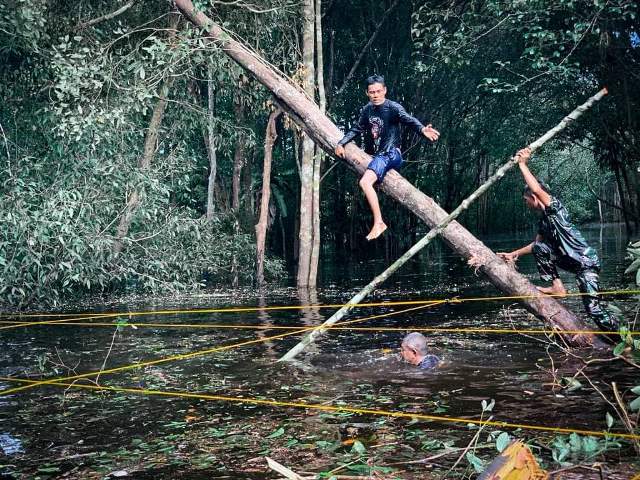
[
  {"xmin": 334, "ymin": 75, "xmax": 440, "ymax": 240},
  {"xmin": 400, "ymin": 332, "xmax": 440, "ymax": 369},
  {"xmin": 498, "ymin": 147, "xmax": 617, "ymax": 333}
]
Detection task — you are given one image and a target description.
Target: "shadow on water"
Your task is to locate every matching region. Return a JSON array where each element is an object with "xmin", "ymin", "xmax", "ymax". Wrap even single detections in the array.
[{"xmin": 0, "ymin": 225, "xmax": 639, "ymax": 478}]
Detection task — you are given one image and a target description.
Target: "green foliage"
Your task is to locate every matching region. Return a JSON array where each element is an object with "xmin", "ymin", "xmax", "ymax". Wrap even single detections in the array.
[
  {"xmin": 0, "ymin": 0, "xmax": 295, "ymax": 308},
  {"xmin": 629, "ymin": 386, "xmax": 640, "ymax": 412},
  {"xmin": 550, "ymin": 433, "xmax": 616, "ymax": 464},
  {"xmin": 466, "ymin": 451, "xmax": 485, "ymax": 473},
  {"xmin": 626, "ymin": 240, "xmax": 640, "ymax": 285},
  {"xmin": 495, "ymin": 431, "xmax": 511, "ymax": 452}
]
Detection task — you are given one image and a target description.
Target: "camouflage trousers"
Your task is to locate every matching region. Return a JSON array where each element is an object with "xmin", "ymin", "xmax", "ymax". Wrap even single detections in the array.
[{"xmin": 532, "ymin": 241, "xmax": 618, "ymax": 333}]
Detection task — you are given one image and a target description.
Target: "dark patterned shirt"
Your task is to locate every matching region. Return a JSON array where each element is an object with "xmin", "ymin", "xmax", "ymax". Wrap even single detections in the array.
[
  {"xmin": 538, "ymin": 196, "xmax": 599, "ymax": 268},
  {"xmin": 418, "ymin": 354, "xmax": 440, "ymax": 370},
  {"xmin": 337, "ymin": 100, "xmax": 427, "ymax": 154}
]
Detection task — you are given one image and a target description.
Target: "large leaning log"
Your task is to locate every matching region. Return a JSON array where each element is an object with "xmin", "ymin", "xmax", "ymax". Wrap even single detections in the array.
[
  {"xmin": 279, "ymin": 88, "xmax": 609, "ymax": 361},
  {"xmin": 173, "ymin": 0, "xmax": 603, "ymax": 347}
]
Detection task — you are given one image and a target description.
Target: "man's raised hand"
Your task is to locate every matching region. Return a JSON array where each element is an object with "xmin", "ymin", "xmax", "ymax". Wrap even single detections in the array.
[
  {"xmin": 515, "ymin": 147, "xmax": 531, "ymax": 164},
  {"xmin": 422, "ymin": 124, "xmax": 440, "ymax": 142}
]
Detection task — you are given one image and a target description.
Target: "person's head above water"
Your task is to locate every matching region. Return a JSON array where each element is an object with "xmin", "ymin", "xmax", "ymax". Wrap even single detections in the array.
[
  {"xmin": 365, "ymin": 74, "xmax": 387, "ymax": 106},
  {"xmin": 400, "ymin": 332, "xmax": 430, "ymax": 365}
]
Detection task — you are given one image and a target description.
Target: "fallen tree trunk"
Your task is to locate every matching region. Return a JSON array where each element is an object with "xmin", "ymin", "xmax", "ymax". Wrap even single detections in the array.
[
  {"xmin": 173, "ymin": 0, "xmax": 601, "ymax": 346},
  {"xmin": 279, "ymin": 89, "xmax": 609, "ymax": 361}
]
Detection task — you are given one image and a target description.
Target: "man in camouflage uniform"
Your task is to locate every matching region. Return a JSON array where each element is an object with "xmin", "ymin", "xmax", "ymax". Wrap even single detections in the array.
[{"xmin": 498, "ymin": 148, "xmax": 617, "ymax": 334}]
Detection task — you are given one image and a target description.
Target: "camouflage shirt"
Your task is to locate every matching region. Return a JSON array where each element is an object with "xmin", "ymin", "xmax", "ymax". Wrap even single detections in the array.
[{"xmin": 538, "ymin": 196, "xmax": 599, "ymax": 269}]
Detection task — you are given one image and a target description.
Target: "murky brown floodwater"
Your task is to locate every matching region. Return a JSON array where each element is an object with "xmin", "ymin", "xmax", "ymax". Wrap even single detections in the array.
[{"xmin": 1, "ymin": 225, "xmax": 639, "ymax": 479}]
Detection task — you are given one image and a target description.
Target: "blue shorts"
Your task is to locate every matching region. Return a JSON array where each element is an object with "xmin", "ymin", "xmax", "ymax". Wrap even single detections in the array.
[{"xmin": 367, "ymin": 148, "xmax": 403, "ymax": 182}]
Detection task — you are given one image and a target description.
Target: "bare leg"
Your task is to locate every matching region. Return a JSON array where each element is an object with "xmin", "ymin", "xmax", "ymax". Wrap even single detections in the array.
[
  {"xmin": 537, "ymin": 278, "xmax": 567, "ymax": 296},
  {"xmin": 359, "ymin": 170, "xmax": 387, "ymax": 240}
]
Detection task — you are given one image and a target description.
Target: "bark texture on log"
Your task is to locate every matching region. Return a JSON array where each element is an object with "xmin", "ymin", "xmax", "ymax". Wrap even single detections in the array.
[{"xmin": 173, "ymin": 0, "xmax": 593, "ymax": 343}]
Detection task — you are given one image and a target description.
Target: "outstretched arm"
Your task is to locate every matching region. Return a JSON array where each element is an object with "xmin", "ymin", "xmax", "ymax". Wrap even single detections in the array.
[
  {"xmin": 498, "ymin": 234, "xmax": 541, "ymax": 263},
  {"xmin": 516, "ymin": 148, "xmax": 551, "ymax": 207},
  {"xmin": 397, "ymin": 103, "xmax": 440, "ymax": 142}
]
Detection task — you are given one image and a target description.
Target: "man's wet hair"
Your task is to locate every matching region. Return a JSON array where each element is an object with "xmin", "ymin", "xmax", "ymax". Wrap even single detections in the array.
[
  {"xmin": 523, "ymin": 179, "xmax": 551, "ymax": 198},
  {"xmin": 366, "ymin": 75, "xmax": 386, "ymax": 87},
  {"xmin": 402, "ymin": 332, "xmax": 429, "ymax": 356}
]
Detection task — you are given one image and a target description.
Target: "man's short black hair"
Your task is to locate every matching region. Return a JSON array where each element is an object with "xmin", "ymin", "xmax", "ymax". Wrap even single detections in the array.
[
  {"xmin": 366, "ymin": 75, "xmax": 385, "ymax": 88},
  {"xmin": 523, "ymin": 179, "xmax": 551, "ymax": 197}
]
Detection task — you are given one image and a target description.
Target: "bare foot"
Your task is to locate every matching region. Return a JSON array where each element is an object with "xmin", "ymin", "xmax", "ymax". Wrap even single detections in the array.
[
  {"xmin": 366, "ymin": 222, "xmax": 387, "ymax": 241},
  {"xmin": 537, "ymin": 285, "xmax": 567, "ymax": 297}
]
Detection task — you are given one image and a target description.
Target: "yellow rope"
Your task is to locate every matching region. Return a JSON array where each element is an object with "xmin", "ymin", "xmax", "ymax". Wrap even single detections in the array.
[
  {"xmin": 0, "ymin": 302, "xmax": 444, "ymax": 397},
  {"xmin": 1, "ymin": 376, "xmax": 637, "ymax": 441},
  {"xmin": 2, "ymin": 289, "xmax": 638, "ymax": 322},
  {"xmin": 0, "ymin": 319, "xmax": 635, "ymax": 336},
  {"xmin": 0, "ymin": 314, "xmax": 113, "ymax": 331}
]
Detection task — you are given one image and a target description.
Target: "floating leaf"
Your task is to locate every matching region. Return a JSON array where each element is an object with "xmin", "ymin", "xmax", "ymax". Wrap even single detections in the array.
[
  {"xmin": 466, "ymin": 452, "xmax": 485, "ymax": 473},
  {"xmin": 266, "ymin": 427, "xmax": 285, "ymax": 439},
  {"xmin": 613, "ymin": 342, "xmax": 626, "ymax": 356},
  {"xmin": 606, "ymin": 412, "xmax": 614, "ymax": 429},
  {"xmin": 351, "ymin": 440, "xmax": 366, "ymax": 455},
  {"xmin": 496, "ymin": 432, "xmax": 511, "ymax": 452}
]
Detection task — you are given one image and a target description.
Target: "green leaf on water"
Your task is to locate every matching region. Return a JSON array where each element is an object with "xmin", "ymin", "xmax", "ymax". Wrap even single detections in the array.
[
  {"xmin": 569, "ymin": 433, "xmax": 582, "ymax": 452},
  {"xmin": 351, "ymin": 440, "xmax": 366, "ymax": 455},
  {"xmin": 582, "ymin": 436, "xmax": 599, "ymax": 454},
  {"xmin": 37, "ymin": 466, "xmax": 61, "ymax": 473},
  {"xmin": 496, "ymin": 431, "xmax": 511, "ymax": 452},
  {"xmin": 613, "ymin": 342, "xmax": 626, "ymax": 356},
  {"xmin": 266, "ymin": 427, "xmax": 285, "ymax": 439},
  {"xmin": 630, "ymin": 386, "xmax": 640, "ymax": 395},
  {"xmin": 466, "ymin": 452, "xmax": 485, "ymax": 473},
  {"xmin": 629, "ymin": 396, "xmax": 640, "ymax": 412},
  {"xmin": 481, "ymin": 398, "xmax": 495, "ymax": 412},
  {"xmin": 606, "ymin": 412, "xmax": 614, "ymax": 429}
]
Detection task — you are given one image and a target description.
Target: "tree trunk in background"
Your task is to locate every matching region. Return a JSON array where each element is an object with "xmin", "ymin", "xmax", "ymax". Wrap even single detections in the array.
[
  {"xmin": 476, "ymin": 153, "xmax": 489, "ymax": 234},
  {"xmin": 256, "ymin": 109, "xmax": 281, "ymax": 287},
  {"xmin": 309, "ymin": 0, "xmax": 326, "ymax": 287},
  {"xmin": 611, "ymin": 154, "xmax": 631, "ymax": 233},
  {"xmin": 230, "ymin": 84, "xmax": 246, "ymax": 287},
  {"xmin": 297, "ymin": 0, "xmax": 316, "ymax": 288},
  {"xmin": 113, "ymin": 12, "xmax": 179, "ymax": 255},
  {"xmin": 232, "ymin": 92, "xmax": 246, "ymax": 213},
  {"xmin": 243, "ymin": 147, "xmax": 254, "ymax": 220},
  {"xmin": 174, "ymin": 0, "xmax": 589, "ymax": 341},
  {"xmin": 206, "ymin": 64, "xmax": 217, "ymax": 221}
]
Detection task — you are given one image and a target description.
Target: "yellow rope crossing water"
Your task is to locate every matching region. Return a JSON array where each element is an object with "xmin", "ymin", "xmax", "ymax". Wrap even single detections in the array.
[
  {"xmin": 0, "ymin": 302, "xmax": 444, "ymax": 397},
  {"xmin": 1, "ymin": 376, "xmax": 638, "ymax": 441},
  {"xmin": 0, "ymin": 289, "xmax": 637, "ymax": 335},
  {"xmin": 2, "ymin": 289, "xmax": 638, "ymax": 324},
  {"xmin": 1, "ymin": 293, "xmax": 638, "ymax": 448},
  {"xmin": 0, "ymin": 318, "xmax": 636, "ymax": 336}
]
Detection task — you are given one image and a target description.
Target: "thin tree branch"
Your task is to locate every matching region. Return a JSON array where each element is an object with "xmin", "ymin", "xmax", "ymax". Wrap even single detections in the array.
[
  {"xmin": 78, "ymin": 0, "xmax": 137, "ymax": 29},
  {"xmin": 333, "ymin": 0, "xmax": 400, "ymax": 98}
]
